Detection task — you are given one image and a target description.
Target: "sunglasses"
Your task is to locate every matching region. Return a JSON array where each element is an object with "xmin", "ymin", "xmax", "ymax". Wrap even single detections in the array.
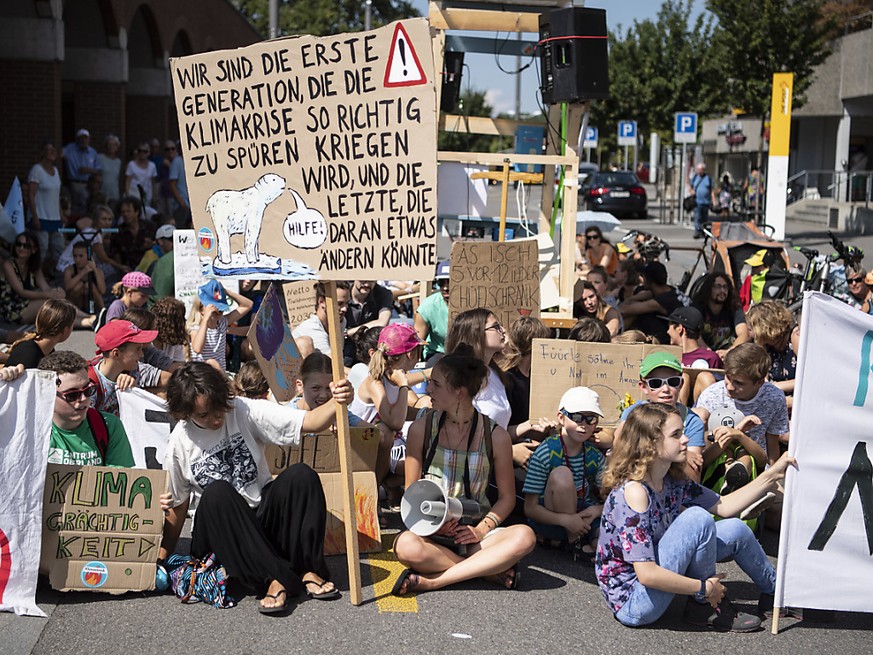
[
  {"xmin": 586, "ymin": 234, "xmax": 600, "ymax": 240},
  {"xmin": 137, "ymin": 148, "xmax": 149, "ymax": 153},
  {"xmin": 485, "ymin": 322, "xmax": 505, "ymax": 333},
  {"xmin": 644, "ymin": 376, "xmax": 682, "ymax": 390},
  {"xmin": 15, "ymin": 241, "xmax": 31, "ymax": 249},
  {"xmin": 848, "ymin": 277, "xmax": 865, "ymax": 284},
  {"xmin": 56, "ymin": 383, "xmax": 97, "ymax": 404},
  {"xmin": 560, "ymin": 409, "xmax": 599, "ymax": 425},
  {"xmin": 165, "ymin": 146, "xmax": 176, "ymax": 151}
]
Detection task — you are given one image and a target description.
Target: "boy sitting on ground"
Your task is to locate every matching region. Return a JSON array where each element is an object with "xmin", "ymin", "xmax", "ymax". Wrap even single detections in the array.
[
  {"xmin": 693, "ymin": 342, "xmax": 789, "ymax": 467},
  {"xmin": 611, "ymin": 352, "xmax": 706, "ymax": 481},
  {"xmin": 90, "ymin": 320, "xmax": 170, "ymax": 416},
  {"xmin": 662, "ymin": 306, "xmax": 723, "ymax": 405},
  {"xmin": 39, "ymin": 350, "xmax": 134, "ymax": 466},
  {"xmin": 523, "ymin": 387, "xmax": 606, "ymax": 560}
]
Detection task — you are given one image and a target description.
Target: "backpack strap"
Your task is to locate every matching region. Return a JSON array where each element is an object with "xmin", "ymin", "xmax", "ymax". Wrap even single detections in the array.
[
  {"xmin": 86, "ymin": 407, "xmax": 109, "ymax": 463},
  {"xmin": 421, "ymin": 409, "xmax": 445, "ymax": 478},
  {"xmin": 87, "ymin": 361, "xmax": 105, "ymax": 410}
]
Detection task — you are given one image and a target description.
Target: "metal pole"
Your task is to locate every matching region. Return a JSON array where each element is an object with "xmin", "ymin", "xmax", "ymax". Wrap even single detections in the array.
[
  {"xmin": 680, "ymin": 145, "xmax": 686, "ymax": 226},
  {"xmin": 365, "ymin": 0, "xmax": 372, "ymax": 31},
  {"xmin": 514, "ymin": 32, "xmax": 521, "ymax": 119},
  {"xmin": 269, "ymin": 0, "xmax": 278, "ymax": 39}
]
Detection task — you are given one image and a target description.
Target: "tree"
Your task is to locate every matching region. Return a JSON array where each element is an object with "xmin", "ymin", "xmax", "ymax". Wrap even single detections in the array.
[
  {"xmin": 590, "ymin": 0, "xmax": 726, "ymax": 158},
  {"xmin": 707, "ymin": 0, "xmax": 834, "ymax": 117},
  {"xmin": 230, "ymin": 0, "xmax": 418, "ymax": 38}
]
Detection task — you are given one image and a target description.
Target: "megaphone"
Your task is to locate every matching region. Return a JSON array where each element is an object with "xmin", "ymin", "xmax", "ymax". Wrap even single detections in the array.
[{"xmin": 400, "ymin": 479, "xmax": 484, "ymax": 536}]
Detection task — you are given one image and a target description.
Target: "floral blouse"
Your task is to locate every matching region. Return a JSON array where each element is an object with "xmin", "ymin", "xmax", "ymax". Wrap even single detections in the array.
[{"xmin": 595, "ymin": 476, "xmax": 719, "ymax": 614}]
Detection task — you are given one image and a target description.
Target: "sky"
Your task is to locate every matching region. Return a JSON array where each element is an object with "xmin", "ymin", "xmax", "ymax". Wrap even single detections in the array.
[{"xmin": 413, "ymin": 0, "xmax": 706, "ymax": 116}]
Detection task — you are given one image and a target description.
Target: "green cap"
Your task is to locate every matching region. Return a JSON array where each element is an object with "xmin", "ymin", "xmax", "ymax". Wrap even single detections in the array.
[{"xmin": 639, "ymin": 351, "xmax": 682, "ymax": 378}]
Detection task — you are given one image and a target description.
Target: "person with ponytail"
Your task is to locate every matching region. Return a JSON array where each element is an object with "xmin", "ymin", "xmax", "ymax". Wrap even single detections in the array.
[
  {"xmin": 5, "ymin": 299, "xmax": 78, "ymax": 368},
  {"xmin": 392, "ymin": 348, "xmax": 536, "ymax": 595}
]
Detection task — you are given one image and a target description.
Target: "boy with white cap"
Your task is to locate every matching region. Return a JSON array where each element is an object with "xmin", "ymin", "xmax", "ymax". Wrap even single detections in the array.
[{"xmin": 523, "ymin": 386, "xmax": 606, "ymax": 559}]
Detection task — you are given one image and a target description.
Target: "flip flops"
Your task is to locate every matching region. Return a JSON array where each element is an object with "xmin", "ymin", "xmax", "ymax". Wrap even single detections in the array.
[
  {"xmin": 258, "ymin": 588, "xmax": 289, "ymax": 615},
  {"xmin": 391, "ymin": 569, "xmax": 421, "ymax": 596},
  {"xmin": 304, "ymin": 577, "xmax": 341, "ymax": 601}
]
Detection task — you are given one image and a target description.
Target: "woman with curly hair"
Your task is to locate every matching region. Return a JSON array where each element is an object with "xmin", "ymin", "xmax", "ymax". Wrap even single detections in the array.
[
  {"xmin": 151, "ymin": 296, "xmax": 189, "ymax": 362},
  {"xmin": 595, "ymin": 403, "xmax": 794, "ymax": 632}
]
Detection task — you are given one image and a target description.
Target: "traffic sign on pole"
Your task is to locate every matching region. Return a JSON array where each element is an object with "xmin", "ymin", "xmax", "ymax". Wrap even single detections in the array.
[
  {"xmin": 674, "ymin": 112, "xmax": 698, "ymax": 144},
  {"xmin": 583, "ymin": 127, "xmax": 598, "ymax": 149},
  {"xmin": 618, "ymin": 120, "xmax": 637, "ymax": 147}
]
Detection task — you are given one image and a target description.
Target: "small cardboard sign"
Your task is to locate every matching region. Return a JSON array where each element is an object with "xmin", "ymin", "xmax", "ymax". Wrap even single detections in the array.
[
  {"xmin": 264, "ymin": 428, "xmax": 381, "ymax": 555},
  {"xmin": 247, "ymin": 283, "xmax": 304, "ymax": 402},
  {"xmin": 168, "ymin": 18, "xmax": 437, "ymax": 281},
  {"xmin": 282, "ymin": 280, "xmax": 318, "ymax": 329},
  {"xmin": 40, "ymin": 465, "xmax": 166, "ymax": 593},
  {"xmin": 528, "ymin": 339, "xmax": 681, "ymax": 426},
  {"xmin": 448, "ymin": 240, "xmax": 540, "ymax": 329}
]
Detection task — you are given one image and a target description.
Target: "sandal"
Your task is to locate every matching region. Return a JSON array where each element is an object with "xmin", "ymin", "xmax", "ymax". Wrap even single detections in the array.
[
  {"xmin": 258, "ymin": 588, "xmax": 289, "ymax": 615},
  {"xmin": 303, "ymin": 576, "xmax": 341, "ymax": 601},
  {"xmin": 391, "ymin": 569, "xmax": 421, "ymax": 596},
  {"xmin": 500, "ymin": 565, "xmax": 521, "ymax": 590}
]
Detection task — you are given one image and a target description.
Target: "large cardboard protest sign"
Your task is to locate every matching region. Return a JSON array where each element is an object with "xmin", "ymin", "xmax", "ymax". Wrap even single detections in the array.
[
  {"xmin": 775, "ymin": 292, "xmax": 873, "ymax": 613},
  {"xmin": 283, "ymin": 280, "xmax": 318, "ymax": 329},
  {"xmin": 529, "ymin": 339, "xmax": 680, "ymax": 426},
  {"xmin": 169, "ymin": 19, "xmax": 437, "ymax": 281},
  {"xmin": 448, "ymin": 240, "xmax": 540, "ymax": 329},
  {"xmin": 0, "ymin": 370, "xmax": 53, "ymax": 616},
  {"xmin": 247, "ymin": 283, "xmax": 304, "ymax": 401},
  {"xmin": 40, "ymin": 465, "xmax": 166, "ymax": 593},
  {"xmin": 117, "ymin": 388, "xmax": 174, "ymax": 469},
  {"xmin": 264, "ymin": 428, "xmax": 381, "ymax": 555}
]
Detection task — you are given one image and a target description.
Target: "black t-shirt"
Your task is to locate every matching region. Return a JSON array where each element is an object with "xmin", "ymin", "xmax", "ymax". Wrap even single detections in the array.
[
  {"xmin": 506, "ymin": 366, "xmax": 531, "ymax": 427},
  {"xmin": 6, "ymin": 339, "xmax": 49, "ymax": 369},
  {"xmin": 346, "ymin": 284, "xmax": 394, "ymax": 328},
  {"xmin": 634, "ymin": 288, "xmax": 689, "ymax": 344},
  {"xmin": 694, "ymin": 302, "xmax": 746, "ymax": 351}
]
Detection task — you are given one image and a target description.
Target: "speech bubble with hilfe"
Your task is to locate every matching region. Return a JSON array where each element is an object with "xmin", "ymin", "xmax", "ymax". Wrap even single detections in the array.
[{"xmin": 283, "ymin": 189, "xmax": 327, "ymax": 249}]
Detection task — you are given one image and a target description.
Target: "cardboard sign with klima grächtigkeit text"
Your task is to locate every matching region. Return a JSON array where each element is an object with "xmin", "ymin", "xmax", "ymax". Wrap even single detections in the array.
[
  {"xmin": 40, "ymin": 464, "xmax": 166, "ymax": 593},
  {"xmin": 169, "ymin": 19, "xmax": 437, "ymax": 282}
]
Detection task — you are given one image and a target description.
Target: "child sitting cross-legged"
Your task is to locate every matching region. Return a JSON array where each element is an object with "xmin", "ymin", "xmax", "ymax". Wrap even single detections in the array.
[{"xmin": 522, "ymin": 387, "xmax": 606, "ymax": 561}]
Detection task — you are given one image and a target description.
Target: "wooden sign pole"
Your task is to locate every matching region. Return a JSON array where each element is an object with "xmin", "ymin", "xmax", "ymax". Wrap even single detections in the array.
[
  {"xmin": 470, "ymin": 161, "xmax": 543, "ymax": 241},
  {"xmin": 324, "ymin": 280, "xmax": 362, "ymax": 605}
]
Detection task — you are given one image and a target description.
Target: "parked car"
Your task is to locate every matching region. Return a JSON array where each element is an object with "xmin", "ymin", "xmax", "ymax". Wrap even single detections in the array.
[{"xmin": 580, "ymin": 171, "xmax": 648, "ymax": 219}]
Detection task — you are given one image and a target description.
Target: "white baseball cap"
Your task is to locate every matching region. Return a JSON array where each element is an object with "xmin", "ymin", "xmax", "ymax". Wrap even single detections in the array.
[
  {"xmin": 559, "ymin": 387, "xmax": 604, "ymax": 417},
  {"xmin": 155, "ymin": 224, "xmax": 175, "ymax": 240}
]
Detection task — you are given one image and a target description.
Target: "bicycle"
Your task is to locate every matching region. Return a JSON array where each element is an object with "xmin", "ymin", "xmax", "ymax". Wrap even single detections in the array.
[
  {"xmin": 784, "ymin": 231, "xmax": 864, "ymax": 315},
  {"xmin": 620, "ymin": 229, "xmax": 671, "ymax": 264}
]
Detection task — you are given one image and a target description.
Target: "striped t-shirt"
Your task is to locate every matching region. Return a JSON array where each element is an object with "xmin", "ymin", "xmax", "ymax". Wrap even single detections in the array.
[
  {"xmin": 522, "ymin": 434, "xmax": 605, "ymax": 507},
  {"xmin": 190, "ymin": 314, "xmax": 228, "ymax": 370}
]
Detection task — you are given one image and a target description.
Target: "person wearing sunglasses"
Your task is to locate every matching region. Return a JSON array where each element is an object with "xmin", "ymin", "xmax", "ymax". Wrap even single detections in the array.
[
  {"xmin": 414, "ymin": 260, "xmax": 451, "ymax": 364},
  {"xmin": 0, "ymin": 230, "xmax": 66, "ymax": 326},
  {"xmin": 37, "ymin": 350, "xmax": 134, "ymax": 467},
  {"xmin": 124, "ymin": 141, "xmax": 158, "ymax": 208},
  {"xmin": 844, "ymin": 264, "xmax": 873, "ymax": 314},
  {"xmin": 522, "ymin": 387, "xmax": 606, "ymax": 560},
  {"xmin": 614, "ymin": 352, "xmax": 706, "ymax": 482},
  {"xmin": 583, "ymin": 225, "xmax": 618, "ymax": 275}
]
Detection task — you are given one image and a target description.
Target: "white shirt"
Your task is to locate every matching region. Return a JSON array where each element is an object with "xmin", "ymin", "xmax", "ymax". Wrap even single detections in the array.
[
  {"xmin": 292, "ymin": 313, "xmax": 344, "ymax": 355},
  {"xmin": 28, "ymin": 163, "xmax": 61, "ymax": 222},
  {"xmin": 125, "ymin": 160, "xmax": 157, "ymax": 205},
  {"xmin": 473, "ymin": 367, "xmax": 511, "ymax": 430},
  {"xmin": 165, "ymin": 396, "xmax": 305, "ymax": 509}
]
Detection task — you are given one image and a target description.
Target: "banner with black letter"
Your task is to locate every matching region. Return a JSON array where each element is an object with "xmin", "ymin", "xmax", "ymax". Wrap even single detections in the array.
[{"xmin": 775, "ymin": 292, "xmax": 873, "ymax": 613}]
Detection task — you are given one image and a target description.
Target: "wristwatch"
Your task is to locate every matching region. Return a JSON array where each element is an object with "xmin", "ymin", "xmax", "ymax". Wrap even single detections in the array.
[{"xmin": 694, "ymin": 578, "xmax": 707, "ymax": 601}]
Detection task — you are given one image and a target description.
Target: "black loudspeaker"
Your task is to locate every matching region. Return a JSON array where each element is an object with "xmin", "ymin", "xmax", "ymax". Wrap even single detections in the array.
[
  {"xmin": 539, "ymin": 7, "xmax": 609, "ymax": 104},
  {"xmin": 441, "ymin": 51, "xmax": 464, "ymax": 113}
]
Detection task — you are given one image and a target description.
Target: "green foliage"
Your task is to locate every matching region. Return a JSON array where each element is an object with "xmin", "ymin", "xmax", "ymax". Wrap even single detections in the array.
[
  {"xmin": 591, "ymin": 0, "xmax": 726, "ymax": 155},
  {"xmin": 438, "ymin": 90, "xmax": 513, "ymax": 153},
  {"xmin": 230, "ymin": 0, "xmax": 419, "ymax": 38},
  {"xmin": 707, "ymin": 0, "xmax": 834, "ymax": 118}
]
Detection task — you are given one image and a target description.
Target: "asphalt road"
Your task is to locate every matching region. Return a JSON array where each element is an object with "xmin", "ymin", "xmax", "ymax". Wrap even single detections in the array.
[{"xmin": 4, "ymin": 191, "xmax": 873, "ymax": 654}]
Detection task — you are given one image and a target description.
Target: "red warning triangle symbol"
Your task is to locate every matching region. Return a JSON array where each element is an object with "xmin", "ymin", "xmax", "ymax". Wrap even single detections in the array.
[{"xmin": 383, "ymin": 23, "xmax": 427, "ymax": 88}]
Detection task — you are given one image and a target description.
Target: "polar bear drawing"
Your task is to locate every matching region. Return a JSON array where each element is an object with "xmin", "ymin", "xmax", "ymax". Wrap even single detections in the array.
[{"xmin": 205, "ymin": 173, "xmax": 286, "ymax": 265}]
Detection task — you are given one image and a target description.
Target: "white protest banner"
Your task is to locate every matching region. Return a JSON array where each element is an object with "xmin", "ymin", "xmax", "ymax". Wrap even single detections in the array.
[
  {"xmin": 0, "ymin": 370, "xmax": 54, "ymax": 616},
  {"xmin": 173, "ymin": 228, "xmax": 206, "ymax": 319},
  {"xmin": 775, "ymin": 292, "xmax": 873, "ymax": 613},
  {"xmin": 169, "ymin": 19, "xmax": 437, "ymax": 281},
  {"xmin": 117, "ymin": 388, "xmax": 174, "ymax": 470}
]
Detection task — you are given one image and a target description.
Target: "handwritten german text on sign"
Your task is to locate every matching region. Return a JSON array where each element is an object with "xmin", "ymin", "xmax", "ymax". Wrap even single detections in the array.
[
  {"xmin": 40, "ymin": 465, "xmax": 166, "ymax": 593},
  {"xmin": 528, "ymin": 339, "xmax": 680, "ymax": 425},
  {"xmin": 448, "ymin": 240, "xmax": 540, "ymax": 329},
  {"xmin": 169, "ymin": 19, "xmax": 437, "ymax": 281}
]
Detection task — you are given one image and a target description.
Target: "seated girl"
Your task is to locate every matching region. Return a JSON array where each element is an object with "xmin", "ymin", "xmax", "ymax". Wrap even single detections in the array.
[
  {"xmin": 392, "ymin": 349, "xmax": 536, "ymax": 595},
  {"xmin": 595, "ymin": 402, "xmax": 795, "ymax": 631},
  {"xmin": 158, "ymin": 361, "xmax": 353, "ymax": 614}
]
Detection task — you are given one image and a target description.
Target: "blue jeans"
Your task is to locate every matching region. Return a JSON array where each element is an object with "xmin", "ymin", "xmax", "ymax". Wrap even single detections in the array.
[
  {"xmin": 693, "ymin": 203, "xmax": 710, "ymax": 234},
  {"xmin": 615, "ymin": 506, "xmax": 775, "ymax": 627}
]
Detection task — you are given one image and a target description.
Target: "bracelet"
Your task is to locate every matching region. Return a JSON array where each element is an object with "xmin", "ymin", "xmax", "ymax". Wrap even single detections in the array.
[
  {"xmin": 485, "ymin": 512, "xmax": 501, "ymax": 528},
  {"xmin": 421, "ymin": 369, "xmax": 428, "ymax": 383}
]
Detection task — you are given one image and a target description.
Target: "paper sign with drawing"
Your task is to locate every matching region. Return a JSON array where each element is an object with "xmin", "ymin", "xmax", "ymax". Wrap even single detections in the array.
[{"xmin": 169, "ymin": 19, "xmax": 437, "ymax": 281}]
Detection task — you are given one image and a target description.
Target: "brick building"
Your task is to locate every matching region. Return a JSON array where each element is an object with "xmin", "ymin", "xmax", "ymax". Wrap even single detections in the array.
[{"xmin": 0, "ymin": 0, "xmax": 259, "ymax": 191}]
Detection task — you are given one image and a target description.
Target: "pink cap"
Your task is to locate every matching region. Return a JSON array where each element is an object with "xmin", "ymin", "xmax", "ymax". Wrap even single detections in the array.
[
  {"xmin": 121, "ymin": 271, "xmax": 155, "ymax": 294},
  {"xmin": 378, "ymin": 323, "xmax": 427, "ymax": 356}
]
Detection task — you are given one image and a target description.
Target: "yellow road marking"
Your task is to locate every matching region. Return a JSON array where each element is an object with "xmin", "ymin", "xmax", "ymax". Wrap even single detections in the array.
[{"xmin": 368, "ymin": 531, "xmax": 418, "ymax": 613}]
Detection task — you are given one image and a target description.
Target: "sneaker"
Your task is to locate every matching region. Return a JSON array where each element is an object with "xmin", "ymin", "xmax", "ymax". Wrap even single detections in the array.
[
  {"xmin": 683, "ymin": 597, "xmax": 762, "ymax": 632},
  {"xmin": 721, "ymin": 461, "xmax": 751, "ymax": 495}
]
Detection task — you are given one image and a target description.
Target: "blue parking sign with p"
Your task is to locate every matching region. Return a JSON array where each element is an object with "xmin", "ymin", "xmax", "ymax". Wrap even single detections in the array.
[
  {"xmin": 584, "ymin": 127, "xmax": 597, "ymax": 148},
  {"xmin": 618, "ymin": 120, "xmax": 636, "ymax": 146},
  {"xmin": 674, "ymin": 112, "xmax": 698, "ymax": 144}
]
